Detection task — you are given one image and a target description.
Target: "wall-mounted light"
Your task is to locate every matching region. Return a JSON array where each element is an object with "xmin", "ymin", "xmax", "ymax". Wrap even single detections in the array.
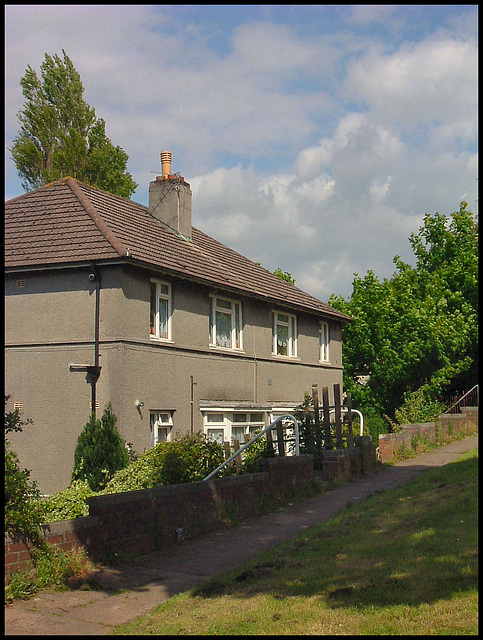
[{"xmin": 136, "ymin": 400, "xmax": 144, "ymax": 408}]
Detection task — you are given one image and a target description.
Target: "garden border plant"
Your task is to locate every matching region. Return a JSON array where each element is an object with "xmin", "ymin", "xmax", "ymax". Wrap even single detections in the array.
[{"xmin": 5, "ymin": 396, "xmax": 98, "ymax": 602}]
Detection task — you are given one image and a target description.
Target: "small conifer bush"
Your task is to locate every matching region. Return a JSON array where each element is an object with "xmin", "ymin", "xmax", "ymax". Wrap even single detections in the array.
[{"xmin": 71, "ymin": 403, "xmax": 129, "ymax": 491}]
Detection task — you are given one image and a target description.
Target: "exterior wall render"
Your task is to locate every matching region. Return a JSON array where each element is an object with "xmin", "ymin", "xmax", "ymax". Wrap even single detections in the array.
[{"xmin": 5, "ymin": 265, "xmax": 345, "ymax": 495}]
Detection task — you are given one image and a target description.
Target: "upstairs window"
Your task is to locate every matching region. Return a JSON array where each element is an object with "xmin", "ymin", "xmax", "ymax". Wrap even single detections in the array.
[
  {"xmin": 150, "ymin": 280, "xmax": 172, "ymax": 340},
  {"xmin": 210, "ymin": 295, "xmax": 243, "ymax": 350},
  {"xmin": 150, "ymin": 410, "xmax": 174, "ymax": 446},
  {"xmin": 320, "ymin": 321, "xmax": 330, "ymax": 362},
  {"xmin": 273, "ymin": 311, "xmax": 297, "ymax": 357}
]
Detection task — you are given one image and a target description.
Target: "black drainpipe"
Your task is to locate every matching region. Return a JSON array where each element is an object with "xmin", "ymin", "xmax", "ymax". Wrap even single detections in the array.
[{"xmin": 88, "ymin": 263, "xmax": 102, "ymax": 416}]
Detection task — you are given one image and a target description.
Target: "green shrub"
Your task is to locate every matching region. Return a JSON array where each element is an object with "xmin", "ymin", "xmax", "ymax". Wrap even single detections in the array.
[
  {"xmin": 5, "ymin": 396, "xmax": 45, "ymax": 544},
  {"xmin": 241, "ymin": 432, "xmax": 274, "ymax": 473},
  {"xmin": 21, "ymin": 432, "xmax": 225, "ymax": 524},
  {"xmin": 358, "ymin": 404, "xmax": 390, "ymax": 440},
  {"xmin": 5, "ymin": 546, "xmax": 97, "ymax": 603},
  {"xmin": 71, "ymin": 403, "xmax": 129, "ymax": 491},
  {"xmin": 158, "ymin": 433, "xmax": 225, "ymax": 484},
  {"xmin": 102, "ymin": 432, "xmax": 225, "ymax": 494},
  {"xmin": 393, "ymin": 387, "xmax": 446, "ymax": 429},
  {"xmin": 42, "ymin": 480, "xmax": 95, "ymax": 522}
]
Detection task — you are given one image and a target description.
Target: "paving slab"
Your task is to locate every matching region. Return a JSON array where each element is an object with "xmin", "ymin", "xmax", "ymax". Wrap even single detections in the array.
[{"xmin": 4, "ymin": 435, "xmax": 478, "ymax": 635}]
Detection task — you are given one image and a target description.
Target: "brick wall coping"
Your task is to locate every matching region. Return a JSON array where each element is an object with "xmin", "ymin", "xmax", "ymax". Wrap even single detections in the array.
[{"xmin": 86, "ymin": 471, "xmax": 268, "ymax": 509}]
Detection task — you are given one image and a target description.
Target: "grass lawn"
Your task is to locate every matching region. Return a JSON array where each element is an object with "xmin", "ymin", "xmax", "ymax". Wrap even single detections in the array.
[{"xmin": 112, "ymin": 449, "xmax": 478, "ymax": 635}]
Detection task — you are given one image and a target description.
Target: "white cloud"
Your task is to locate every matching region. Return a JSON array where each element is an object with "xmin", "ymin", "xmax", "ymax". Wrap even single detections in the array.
[
  {"xmin": 344, "ymin": 5, "xmax": 400, "ymax": 26},
  {"xmin": 344, "ymin": 37, "xmax": 477, "ymax": 145},
  {"xmin": 5, "ymin": 5, "xmax": 478, "ymax": 300}
]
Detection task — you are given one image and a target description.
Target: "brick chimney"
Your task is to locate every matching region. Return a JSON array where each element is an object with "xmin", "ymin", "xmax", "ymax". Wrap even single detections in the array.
[{"xmin": 148, "ymin": 152, "xmax": 192, "ymax": 239}]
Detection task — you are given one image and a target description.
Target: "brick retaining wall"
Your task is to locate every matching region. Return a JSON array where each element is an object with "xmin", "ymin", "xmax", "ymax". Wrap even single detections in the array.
[
  {"xmin": 6, "ymin": 455, "xmax": 316, "ymax": 578},
  {"xmin": 5, "ymin": 441, "xmax": 378, "ymax": 580},
  {"xmin": 6, "ymin": 411, "xmax": 474, "ymax": 579},
  {"xmin": 378, "ymin": 407, "xmax": 478, "ymax": 463}
]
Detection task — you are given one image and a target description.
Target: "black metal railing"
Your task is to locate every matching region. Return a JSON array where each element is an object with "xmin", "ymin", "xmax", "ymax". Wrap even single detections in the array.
[{"xmin": 445, "ymin": 384, "xmax": 479, "ymax": 414}]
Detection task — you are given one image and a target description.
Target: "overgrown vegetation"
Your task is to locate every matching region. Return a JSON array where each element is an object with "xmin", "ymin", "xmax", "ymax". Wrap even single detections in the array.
[
  {"xmin": 329, "ymin": 203, "xmax": 478, "ymax": 430},
  {"xmin": 389, "ymin": 388, "xmax": 446, "ymax": 432},
  {"xmin": 112, "ymin": 449, "xmax": 478, "ymax": 636},
  {"xmin": 5, "ymin": 546, "xmax": 99, "ymax": 603},
  {"xmin": 101, "ymin": 431, "xmax": 225, "ymax": 493},
  {"xmin": 5, "ymin": 397, "xmax": 98, "ymax": 603},
  {"xmin": 41, "ymin": 431, "xmax": 229, "ymax": 523},
  {"xmin": 42, "ymin": 480, "xmax": 95, "ymax": 522},
  {"xmin": 239, "ymin": 432, "xmax": 275, "ymax": 473},
  {"xmin": 5, "ymin": 396, "xmax": 45, "ymax": 545}
]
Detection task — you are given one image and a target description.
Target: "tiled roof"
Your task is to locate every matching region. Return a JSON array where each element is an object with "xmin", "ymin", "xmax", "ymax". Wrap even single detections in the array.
[{"xmin": 5, "ymin": 178, "xmax": 351, "ymax": 322}]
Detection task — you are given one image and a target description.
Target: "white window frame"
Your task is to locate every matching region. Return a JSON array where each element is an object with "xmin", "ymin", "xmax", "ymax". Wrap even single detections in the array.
[
  {"xmin": 319, "ymin": 321, "xmax": 330, "ymax": 362},
  {"xmin": 150, "ymin": 279, "xmax": 172, "ymax": 340},
  {"xmin": 203, "ymin": 412, "xmax": 228, "ymax": 445},
  {"xmin": 269, "ymin": 409, "xmax": 298, "ymax": 456},
  {"xmin": 150, "ymin": 410, "xmax": 174, "ymax": 446},
  {"xmin": 209, "ymin": 294, "xmax": 243, "ymax": 351},
  {"xmin": 230, "ymin": 412, "xmax": 265, "ymax": 445},
  {"xmin": 272, "ymin": 311, "xmax": 297, "ymax": 358},
  {"xmin": 203, "ymin": 410, "xmax": 265, "ymax": 446}
]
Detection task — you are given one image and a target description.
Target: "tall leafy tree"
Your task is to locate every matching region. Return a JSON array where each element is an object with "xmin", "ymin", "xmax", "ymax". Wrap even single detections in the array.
[
  {"xmin": 10, "ymin": 50, "xmax": 137, "ymax": 198},
  {"xmin": 329, "ymin": 202, "xmax": 478, "ymax": 420}
]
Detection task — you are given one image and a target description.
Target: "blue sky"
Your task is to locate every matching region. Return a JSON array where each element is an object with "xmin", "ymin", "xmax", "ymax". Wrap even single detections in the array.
[{"xmin": 5, "ymin": 5, "xmax": 478, "ymax": 300}]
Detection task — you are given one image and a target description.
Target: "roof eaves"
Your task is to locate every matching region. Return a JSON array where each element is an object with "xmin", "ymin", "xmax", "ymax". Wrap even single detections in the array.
[{"xmin": 65, "ymin": 178, "xmax": 129, "ymax": 258}]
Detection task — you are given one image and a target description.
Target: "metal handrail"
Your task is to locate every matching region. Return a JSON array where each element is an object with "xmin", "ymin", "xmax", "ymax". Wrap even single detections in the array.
[
  {"xmin": 203, "ymin": 414, "xmax": 299, "ymax": 482},
  {"xmin": 445, "ymin": 384, "xmax": 479, "ymax": 414},
  {"xmin": 328, "ymin": 408, "xmax": 365, "ymax": 437}
]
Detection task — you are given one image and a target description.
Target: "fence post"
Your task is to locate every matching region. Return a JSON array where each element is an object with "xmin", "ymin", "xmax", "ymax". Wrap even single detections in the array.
[
  {"xmin": 233, "ymin": 439, "xmax": 243, "ymax": 474},
  {"xmin": 223, "ymin": 441, "xmax": 233, "ymax": 472},
  {"xmin": 312, "ymin": 384, "xmax": 323, "ymax": 453},
  {"xmin": 346, "ymin": 392, "xmax": 355, "ymax": 448},
  {"xmin": 266, "ymin": 427, "xmax": 275, "ymax": 457},
  {"xmin": 321, "ymin": 386, "xmax": 332, "ymax": 449},
  {"xmin": 334, "ymin": 384, "xmax": 344, "ymax": 449},
  {"xmin": 276, "ymin": 422, "xmax": 285, "ymax": 456}
]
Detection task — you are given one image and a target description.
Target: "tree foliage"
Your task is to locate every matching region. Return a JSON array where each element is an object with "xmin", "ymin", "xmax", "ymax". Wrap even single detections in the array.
[
  {"xmin": 273, "ymin": 268, "xmax": 296, "ymax": 285},
  {"xmin": 10, "ymin": 50, "xmax": 137, "ymax": 198},
  {"xmin": 329, "ymin": 203, "xmax": 478, "ymax": 421},
  {"xmin": 71, "ymin": 403, "xmax": 130, "ymax": 491}
]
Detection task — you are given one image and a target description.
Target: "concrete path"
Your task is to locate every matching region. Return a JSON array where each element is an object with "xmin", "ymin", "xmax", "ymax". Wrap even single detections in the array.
[{"xmin": 5, "ymin": 435, "xmax": 478, "ymax": 635}]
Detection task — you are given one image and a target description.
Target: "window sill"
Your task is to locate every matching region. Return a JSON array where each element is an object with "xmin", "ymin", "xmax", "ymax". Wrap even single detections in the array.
[
  {"xmin": 150, "ymin": 336, "xmax": 175, "ymax": 344},
  {"xmin": 209, "ymin": 344, "xmax": 245, "ymax": 354},
  {"xmin": 271, "ymin": 353, "xmax": 300, "ymax": 361}
]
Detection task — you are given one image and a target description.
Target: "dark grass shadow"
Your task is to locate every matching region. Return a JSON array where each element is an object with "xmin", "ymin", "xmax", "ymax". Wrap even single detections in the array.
[{"xmin": 190, "ymin": 453, "xmax": 478, "ymax": 609}]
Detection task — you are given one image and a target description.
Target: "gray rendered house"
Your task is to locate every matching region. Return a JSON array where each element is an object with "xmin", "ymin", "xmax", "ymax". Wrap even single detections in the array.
[{"xmin": 5, "ymin": 154, "xmax": 352, "ymax": 494}]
